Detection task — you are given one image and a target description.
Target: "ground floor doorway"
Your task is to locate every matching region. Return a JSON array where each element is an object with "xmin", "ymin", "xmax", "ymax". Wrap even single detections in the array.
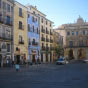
[
  {"xmin": 32, "ymin": 55, "xmax": 36, "ymax": 63},
  {"xmin": 78, "ymin": 49, "xmax": 86, "ymax": 60},
  {"xmin": 68, "ymin": 49, "xmax": 74, "ymax": 60},
  {"xmin": 46, "ymin": 54, "xmax": 48, "ymax": 62}
]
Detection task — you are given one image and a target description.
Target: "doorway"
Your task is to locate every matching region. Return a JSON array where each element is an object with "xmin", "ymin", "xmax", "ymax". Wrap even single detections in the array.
[
  {"xmin": 16, "ymin": 55, "xmax": 20, "ymax": 64},
  {"xmin": 41, "ymin": 53, "xmax": 43, "ymax": 62},
  {"xmin": 78, "ymin": 49, "xmax": 86, "ymax": 59},
  {"xmin": 68, "ymin": 49, "xmax": 74, "ymax": 60},
  {"xmin": 46, "ymin": 54, "xmax": 48, "ymax": 62},
  {"xmin": 32, "ymin": 55, "xmax": 36, "ymax": 63}
]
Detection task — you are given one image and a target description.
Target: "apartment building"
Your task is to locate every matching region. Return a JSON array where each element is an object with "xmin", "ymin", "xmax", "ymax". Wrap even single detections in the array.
[
  {"xmin": 27, "ymin": 8, "xmax": 40, "ymax": 64},
  {"xmin": 26, "ymin": 5, "xmax": 54, "ymax": 63},
  {"xmin": 0, "ymin": 0, "xmax": 14, "ymax": 67},
  {"xmin": 14, "ymin": 1, "xmax": 28, "ymax": 64}
]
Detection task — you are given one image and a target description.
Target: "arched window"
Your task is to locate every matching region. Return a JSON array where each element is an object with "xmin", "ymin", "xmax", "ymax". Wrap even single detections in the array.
[{"xmin": 28, "ymin": 24, "xmax": 30, "ymax": 32}]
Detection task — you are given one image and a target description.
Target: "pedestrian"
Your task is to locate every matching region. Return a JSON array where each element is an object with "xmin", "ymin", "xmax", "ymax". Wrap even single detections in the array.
[
  {"xmin": 6, "ymin": 58, "xmax": 9, "ymax": 67},
  {"xmin": 15, "ymin": 56, "xmax": 20, "ymax": 72}
]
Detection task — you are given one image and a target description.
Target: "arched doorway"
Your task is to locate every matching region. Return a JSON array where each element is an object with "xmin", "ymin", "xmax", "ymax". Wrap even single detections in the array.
[
  {"xmin": 78, "ymin": 49, "xmax": 86, "ymax": 60},
  {"xmin": 68, "ymin": 49, "xmax": 74, "ymax": 60}
]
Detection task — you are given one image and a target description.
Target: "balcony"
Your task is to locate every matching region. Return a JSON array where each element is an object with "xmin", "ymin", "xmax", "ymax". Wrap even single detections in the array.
[
  {"xmin": 0, "ymin": 33, "xmax": 13, "ymax": 41},
  {"xmin": 46, "ymin": 30, "xmax": 49, "ymax": 34},
  {"xmin": 32, "ymin": 42, "xmax": 38, "ymax": 46},
  {"xmin": 42, "ymin": 46, "xmax": 46, "ymax": 50},
  {"xmin": 46, "ymin": 38, "xmax": 49, "ymax": 42},
  {"xmin": 50, "ymin": 39, "xmax": 53, "ymax": 43},
  {"xmin": 19, "ymin": 41, "xmax": 24, "ymax": 44},
  {"xmin": 41, "ymin": 29, "xmax": 45, "ymax": 33},
  {"xmin": 6, "ymin": 22, "xmax": 13, "ymax": 26},
  {"xmin": 50, "ymin": 32, "xmax": 53, "ymax": 35},
  {"xmin": 46, "ymin": 47, "xmax": 50, "ymax": 51},
  {"xmin": 19, "ymin": 25, "xmax": 24, "ymax": 30},
  {"xmin": 41, "ymin": 37, "xmax": 45, "ymax": 41}
]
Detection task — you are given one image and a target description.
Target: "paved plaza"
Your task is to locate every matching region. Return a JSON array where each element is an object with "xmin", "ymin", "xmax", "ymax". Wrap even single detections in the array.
[{"xmin": 0, "ymin": 62, "xmax": 88, "ymax": 88}]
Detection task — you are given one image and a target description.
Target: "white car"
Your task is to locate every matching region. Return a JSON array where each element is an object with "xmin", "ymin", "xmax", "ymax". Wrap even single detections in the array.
[
  {"xmin": 56, "ymin": 57, "xmax": 69, "ymax": 65},
  {"xmin": 82, "ymin": 59, "xmax": 88, "ymax": 63}
]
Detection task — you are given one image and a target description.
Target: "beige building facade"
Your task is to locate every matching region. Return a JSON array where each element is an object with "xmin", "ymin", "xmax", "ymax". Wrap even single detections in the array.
[{"xmin": 56, "ymin": 17, "xmax": 88, "ymax": 60}]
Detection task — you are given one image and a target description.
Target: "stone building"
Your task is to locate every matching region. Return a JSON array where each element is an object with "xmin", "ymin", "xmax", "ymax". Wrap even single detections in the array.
[
  {"xmin": 0, "ymin": 0, "xmax": 14, "ymax": 67},
  {"xmin": 55, "ymin": 17, "xmax": 88, "ymax": 60}
]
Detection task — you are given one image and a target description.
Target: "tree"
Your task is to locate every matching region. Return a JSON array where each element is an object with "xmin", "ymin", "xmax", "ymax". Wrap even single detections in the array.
[{"xmin": 55, "ymin": 45, "xmax": 64, "ymax": 58}]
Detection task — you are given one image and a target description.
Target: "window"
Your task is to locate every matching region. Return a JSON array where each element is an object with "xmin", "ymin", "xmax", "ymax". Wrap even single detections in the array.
[
  {"xmin": 79, "ymin": 40, "xmax": 83, "ymax": 46},
  {"xmin": 76, "ymin": 31, "xmax": 79, "ymax": 36},
  {"xmin": 83, "ymin": 30, "xmax": 85, "ymax": 35},
  {"xmin": 41, "ymin": 18, "xmax": 43, "ymax": 23},
  {"xmin": 46, "ymin": 21, "xmax": 47, "ymax": 25},
  {"xmin": 32, "ymin": 16, "xmax": 35, "ymax": 22},
  {"xmin": 67, "ymin": 31, "xmax": 70, "ymax": 35},
  {"xmin": 28, "ymin": 24, "xmax": 30, "ymax": 32},
  {"xmin": 42, "ymin": 25, "xmax": 43, "ymax": 29},
  {"xmin": 0, "ymin": 0, "xmax": 1, "ymax": 8},
  {"xmin": 7, "ymin": 44, "xmax": 10, "ymax": 52},
  {"xmin": 19, "ymin": 35, "xmax": 24, "ymax": 44},
  {"xmin": 19, "ymin": 21, "xmax": 23, "ymax": 29},
  {"xmin": 33, "ymin": 11, "xmax": 35, "ymax": 14},
  {"xmin": 33, "ymin": 39, "xmax": 35, "ymax": 44},
  {"xmin": 37, "ymin": 27, "xmax": 38, "ymax": 34},
  {"xmin": 19, "ymin": 8, "xmax": 22, "ymax": 17},
  {"xmin": 46, "ymin": 44, "xmax": 48, "ymax": 47},
  {"xmin": 2, "ymin": 43, "xmax": 6, "ymax": 49},
  {"xmin": 19, "ymin": 35, "xmax": 23, "ymax": 42},
  {"xmin": 42, "ymin": 43, "xmax": 44, "ymax": 47},
  {"xmin": 3, "ymin": 2, "xmax": 6, "ymax": 10},
  {"xmin": 28, "ymin": 14, "xmax": 30, "ymax": 18},
  {"xmin": 32, "ymin": 25, "xmax": 34, "ymax": 32},
  {"xmin": 46, "ymin": 27, "xmax": 47, "ymax": 31},
  {"xmin": 72, "ymin": 31, "xmax": 74, "ymax": 35},
  {"xmin": 69, "ymin": 41, "xmax": 73, "ymax": 47},
  {"xmin": 7, "ymin": 4, "xmax": 10, "ymax": 12},
  {"xmin": 11, "ymin": 6, "xmax": 13, "ymax": 12},
  {"xmin": 50, "ymin": 23, "xmax": 51, "ymax": 27},
  {"xmin": 36, "ymin": 18, "xmax": 37, "ymax": 22},
  {"xmin": 6, "ymin": 16, "xmax": 10, "ymax": 24},
  {"xmin": 29, "ymin": 39, "xmax": 31, "ymax": 45}
]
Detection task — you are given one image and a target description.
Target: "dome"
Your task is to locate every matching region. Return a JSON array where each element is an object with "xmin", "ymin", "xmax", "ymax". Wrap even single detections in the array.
[{"xmin": 77, "ymin": 16, "xmax": 84, "ymax": 24}]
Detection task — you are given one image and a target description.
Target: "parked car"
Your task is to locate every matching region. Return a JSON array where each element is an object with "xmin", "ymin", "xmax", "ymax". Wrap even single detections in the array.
[
  {"xmin": 56, "ymin": 56, "xmax": 69, "ymax": 65},
  {"xmin": 82, "ymin": 59, "xmax": 88, "ymax": 63}
]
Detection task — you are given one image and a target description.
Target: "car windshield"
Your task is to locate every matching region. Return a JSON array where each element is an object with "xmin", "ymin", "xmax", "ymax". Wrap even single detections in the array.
[{"xmin": 58, "ymin": 58, "xmax": 64, "ymax": 61}]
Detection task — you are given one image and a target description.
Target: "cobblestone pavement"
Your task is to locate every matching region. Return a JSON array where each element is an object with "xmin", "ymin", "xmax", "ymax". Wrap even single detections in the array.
[{"xmin": 0, "ymin": 62, "xmax": 88, "ymax": 88}]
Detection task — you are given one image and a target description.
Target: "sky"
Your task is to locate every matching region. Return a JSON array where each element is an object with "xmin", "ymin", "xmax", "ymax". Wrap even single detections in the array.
[{"xmin": 16, "ymin": 0, "xmax": 88, "ymax": 28}]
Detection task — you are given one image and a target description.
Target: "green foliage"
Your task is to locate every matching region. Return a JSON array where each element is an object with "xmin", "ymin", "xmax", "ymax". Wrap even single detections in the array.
[{"xmin": 55, "ymin": 45, "xmax": 64, "ymax": 57}]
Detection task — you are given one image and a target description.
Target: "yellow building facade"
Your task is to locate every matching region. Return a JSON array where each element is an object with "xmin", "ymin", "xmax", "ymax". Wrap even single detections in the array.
[{"xmin": 14, "ymin": 2, "xmax": 28, "ymax": 64}]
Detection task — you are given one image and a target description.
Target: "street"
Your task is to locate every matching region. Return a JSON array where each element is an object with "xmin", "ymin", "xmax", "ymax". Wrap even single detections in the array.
[{"xmin": 0, "ymin": 62, "xmax": 88, "ymax": 88}]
